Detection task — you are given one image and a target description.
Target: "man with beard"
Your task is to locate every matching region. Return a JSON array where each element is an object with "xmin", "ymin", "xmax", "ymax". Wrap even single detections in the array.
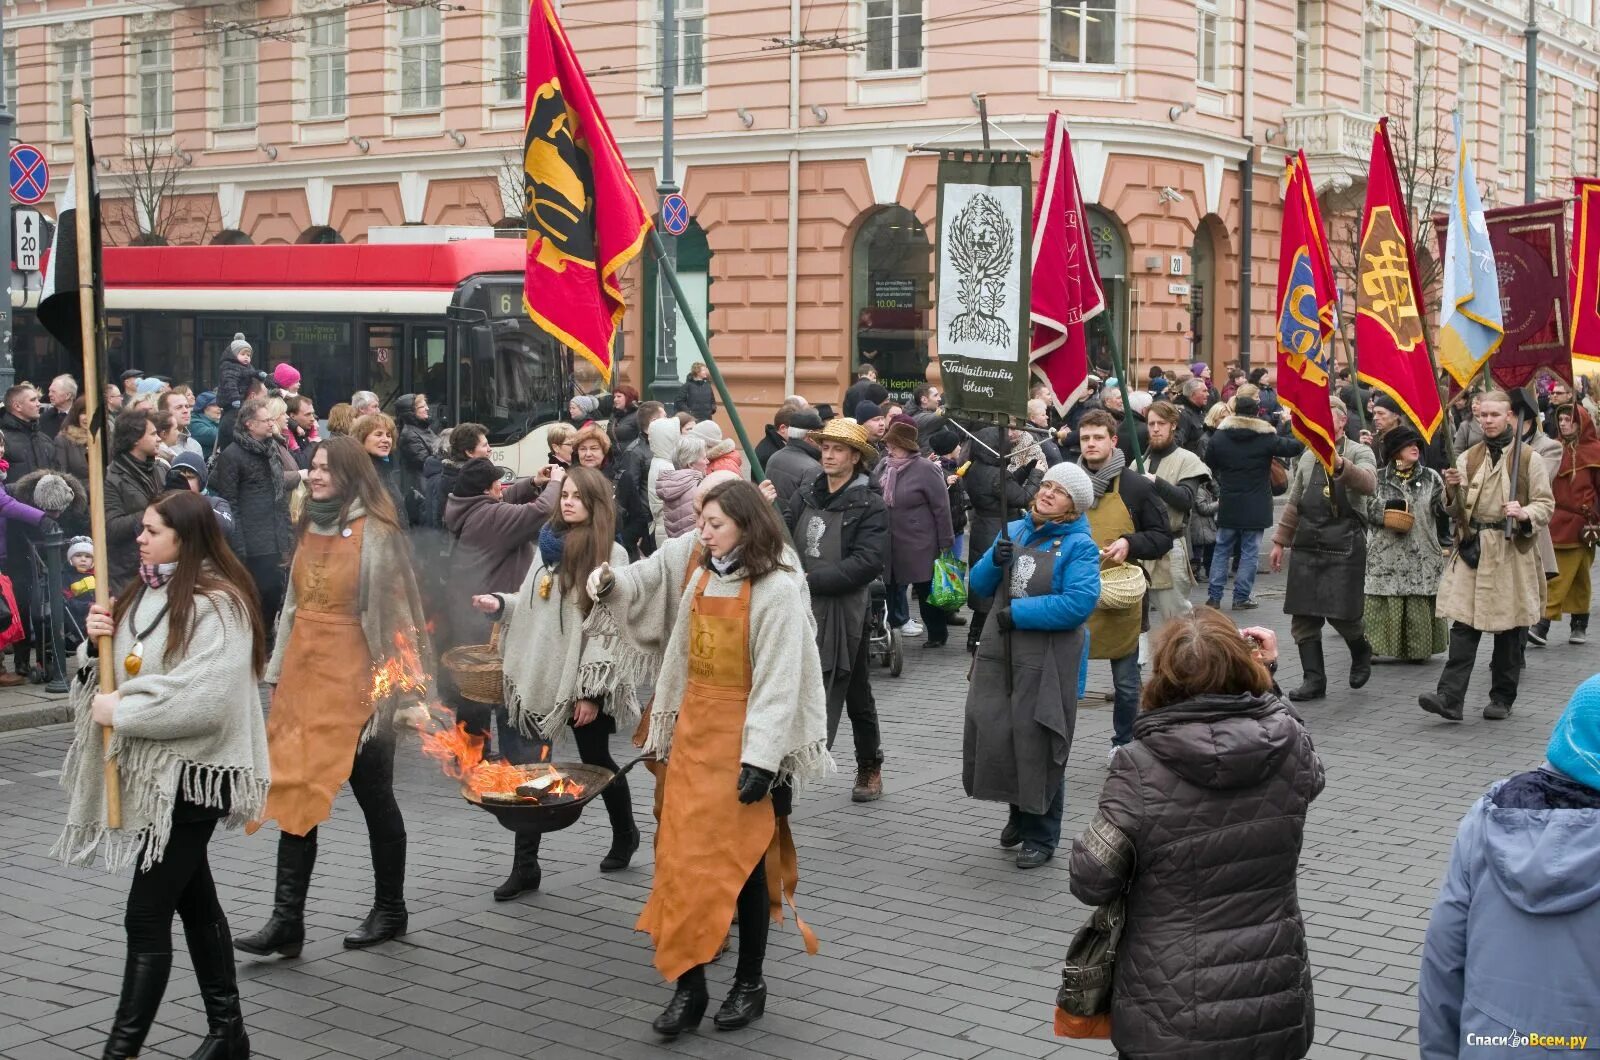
[{"xmin": 1140, "ymin": 401, "xmax": 1211, "ymax": 621}]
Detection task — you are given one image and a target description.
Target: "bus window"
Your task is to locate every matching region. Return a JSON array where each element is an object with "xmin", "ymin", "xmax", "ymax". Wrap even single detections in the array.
[
  {"xmin": 465, "ymin": 322, "xmax": 563, "ymax": 446},
  {"xmin": 409, "ymin": 326, "xmax": 447, "ymax": 423},
  {"xmin": 134, "ymin": 312, "xmax": 196, "ymax": 387},
  {"xmin": 266, "ymin": 319, "xmax": 353, "ymax": 409},
  {"xmin": 199, "ymin": 316, "xmax": 265, "ymax": 391},
  {"xmin": 364, "ymin": 324, "xmax": 402, "ymax": 411}
]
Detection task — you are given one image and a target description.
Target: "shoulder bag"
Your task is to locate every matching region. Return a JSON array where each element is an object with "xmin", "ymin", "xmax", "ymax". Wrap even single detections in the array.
[{"xmin": 1055, "ymin": 815, "xmax": 1135, "ymax": 1038}]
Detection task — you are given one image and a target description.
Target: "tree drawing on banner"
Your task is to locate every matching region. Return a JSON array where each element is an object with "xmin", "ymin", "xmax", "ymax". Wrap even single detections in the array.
[{"xmin": 945, "ymin": 193, "xmax": 1015, "ymax": 347}]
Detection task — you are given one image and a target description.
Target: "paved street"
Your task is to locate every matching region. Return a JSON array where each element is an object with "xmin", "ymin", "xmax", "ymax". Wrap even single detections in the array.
[{"xmin": 1, "ymin": 563, "xmax": 1595, "ymax": 1060}]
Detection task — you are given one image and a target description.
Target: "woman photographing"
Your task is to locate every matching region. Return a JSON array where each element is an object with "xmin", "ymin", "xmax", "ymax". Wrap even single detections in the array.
[
  {"xmin": 469, "ymin": 465, "xmax": 640, "ymax": 899},
  {"xmin": 235, "ymin": 437, "xmax": 432, "ymax": 958},
  {"xmin": 587, "ymin": 479, "xmax": 829, "ymax": 1038},
  {"xmin": 56, "ymin": 490, "xmax": 270, "ymax": 1060}
]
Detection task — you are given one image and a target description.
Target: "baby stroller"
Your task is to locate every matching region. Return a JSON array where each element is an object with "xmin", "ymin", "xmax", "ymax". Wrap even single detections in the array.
[{"xmin": 865, "ymin": 579, "xmax": 903, "ymax": 678}]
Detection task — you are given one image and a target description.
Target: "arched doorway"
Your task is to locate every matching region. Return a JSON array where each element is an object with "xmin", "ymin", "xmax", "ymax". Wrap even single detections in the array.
[
  {"xmin": 296, "ymin": 225, "xmax": 343, "ymax": 245},
  {"xmin": 1084, "ymin": 206, "xmax": 1129, "ymax": 377},
  {"xmin": 851, "ymin": 205, "xmax": 932, "ymax": 402},
  {"xmin": 643, "ymin": 219, "xmax": 713, "ymax": 394}
]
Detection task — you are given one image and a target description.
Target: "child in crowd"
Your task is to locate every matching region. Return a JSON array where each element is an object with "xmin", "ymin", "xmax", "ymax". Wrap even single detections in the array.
[{"xmin": 63, "ymin": 537, "xmax": 95, "ymax": 649}]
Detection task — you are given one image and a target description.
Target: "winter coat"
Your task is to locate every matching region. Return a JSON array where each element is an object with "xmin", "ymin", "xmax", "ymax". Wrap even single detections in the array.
[
  {"xmin": 965, "ymin": 427, "xmax": 1039, "ymax": 595},
  {"xmin": 189, "ymin": 415, "xmax": 220, "ymax": 460},
  {"xmin": 765, "ymin": 437, "xmax": 823, "ymax": 513},
  {"xmin": 611, "ymin": 436, "xmax": 653, "ymax": 557},
  {"xmin": 1178, "ymin": 400, "xmax": 1209, "ymax": 454},
  {"xmin": 1, "ymin": 412, "xmax": 56, "ymax": 481},
  {"xmin": 1437, "ymin": 437, "xmax": 1555, "ymax": 631},
  {"xmin": 442, "ymin": 477, "xmax": 549, "ymax": 653},
  {"xmin": 393, "ymin": 395, "xmax": 435, "ymax": 522},
  {"xmin": 1550, "ymin": 408, "xmax": 1600, "ymax": 547},
  {"xmin": 52, "ymin": 426, "xmax": 90, "ymax": 485},
  {"xmin": 674, "ymin": 376, "xmax": 716, "ymax": 421},
  {"xmin": 1360, "ymin": 463, "xmax": 1447, "ymax": 597},
  {"xmin": 656, "ymin": 467, "xmax": 704, "ymax": 539},
  {"xmin": 882, "ymin": 456, "xmax": 953, "ymax": 585},
  {"xmin": 1071, "ymin": 691, "xmax": 1325, "ymax": 1060},
  {"xmin": 366, "ymin": 455, "xmax": 410, "ymax": 530},
  {"xmin": 783, "ymin": 472, "xmax": 889, "ymax": 597},
  {"xmin": 423, "ymin": 456, "xmax": 461, "ymax": 531},
  {"xmin": 38, "ymin": 404, "xmax": 68, "ymax": 440},
  {"xmin": 0, "ymin": 484, "xmax": 45, "ymax": 568},
  {"xmin": 209, "ymin": 432, "xmax": 294, "ymax": 561},
  {"xmin": 646, "ymin": 418, "xmax": 681, "ymax": 547},
  {"xmin": 1205, "ymin": 415, "xmax": 1304, "ymax": 530},
  {"xmin": 1419, "ymin": 767, "xmax": 1600, "ymax": 1059},
  {"xmin": 755, "ymin": 423, "xmax": 786, "ymax": 469},
  {"xmin": 103, "ymin": 453, "xmax": 164, "ymax": 591},
  {"xmin": 215, "ymin": 356, "xmax": 254, "ymax": 411},
  {"xmin": 1272, "ymin": 440, "xmax": 1378, "ymax": 620}
]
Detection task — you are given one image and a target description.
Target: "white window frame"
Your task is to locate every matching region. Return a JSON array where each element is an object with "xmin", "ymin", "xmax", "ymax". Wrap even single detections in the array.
[
  {"xmin": 137, "ymin": 33, "xmax": 174, "ymax": 133},
  {"xmin": 1456, "ymin": 53, "xmax": 1475, "ymax": 135},
  {"xmin": 652, "ymin": 0, "xmax": 705, "ymax": 89},
  {"xmin": 496, "ymin": 0, "xmax": 527, "ymax": 103},
  {"xmin": 4, "ymin": 45, "xmax": 17, "ymax": 116},
  {"xmin": 864, "ymin": 0, "xmax": 922, "ymax": 74},
  {"xmin": 1360, "ymin": 21, "xmax": 1381, "ymax": 113},
  {"xmin": 1196, "ymin": 0, "xmax": 1219, "ymax": 87},
  {"xmin": 307, "ymin": 12, "xmax": 347, "ymax": 120},
  {"xmin": 1575, "ymin": 89, "xmax": 1592, "ymax": 179},
  {"xmin": 1538, "ymin": 80, "xmax": 1555, "ymax": 194},
  {"xmin": 1294, "ymin": 0, "xmax": 1314, "ymax": 106},
  {"xmin": 219, "ymin": 29, "xmax": 257, "ymax": 127},
  {"xmin": 1050, "ymin": 0, "xmax": 1117, "ymax": 68},
  {"xmin": 57, "ymin": 40, "xmax": 92, "ymax": 138},
  {"xmin": 1412, "ymin": 40, "xmax": 1434, "ymax": 148},
  {"xmin": 398, "ymin": 4, "xmax": 443, "ymax": 112}
]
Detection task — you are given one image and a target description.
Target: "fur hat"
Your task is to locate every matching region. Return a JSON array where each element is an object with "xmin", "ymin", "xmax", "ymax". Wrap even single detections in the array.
[
  {"xmin": 928, "ymin": 425, "xmax": 960, "ymax": 457},
  {"xmin": 883, "ymin": 418, "xmax": 919, "ymax": 453},
  {"xmin": 272, "ymin": 363, "xmax": 302, "ymax": 389},
  {"xmin": 67, "ymin": 536, "xmax": 95, "ymax": 563},
  {"xmin": 691, "ymin": 419, "xmax": 736, "ymax": 460},
  {"xmin": 1380, "ymin": 425, "xmax": 1425, "ymax": 465},
  {"xmin": 813, "ymin": 417, "xmax": 878, "ymax": 465},
  {"xmin": 1040, "ymin": 461, "xmax": 1094, "ymax": 515},
  {"xmin": 33, "ymin": 474, "xmax": 75, "ymax": 513}
]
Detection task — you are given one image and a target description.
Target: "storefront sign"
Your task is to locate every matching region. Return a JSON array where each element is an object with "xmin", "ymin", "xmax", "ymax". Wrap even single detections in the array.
[{"xmin": 871, "ymin": 277, "xmax": 917, "ymax": 310}]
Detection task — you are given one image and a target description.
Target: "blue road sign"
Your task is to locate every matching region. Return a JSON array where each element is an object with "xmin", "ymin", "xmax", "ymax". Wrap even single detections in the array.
[
  {"xmin": 661, "ymin": 192, "xmax": 690, "ymax": 236},
  {"xmin": 9, "ymin": 145, "xmax": 49, "ymax": 206}
]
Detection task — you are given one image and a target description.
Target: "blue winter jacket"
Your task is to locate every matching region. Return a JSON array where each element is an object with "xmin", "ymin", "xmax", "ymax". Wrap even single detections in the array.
[
  {"xmin": 969, "ymin": 514, "xmax": 1100, "ymax": 693},
  {"xmin": 1419, "ymin": 767, "xmax": 1600, "ymax": 1058}
]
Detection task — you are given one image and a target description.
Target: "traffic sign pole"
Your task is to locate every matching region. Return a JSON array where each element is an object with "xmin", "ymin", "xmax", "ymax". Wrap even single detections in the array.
[{"xmin": 0, "ymin": 23, "xmax": 14, "ymax": 392}]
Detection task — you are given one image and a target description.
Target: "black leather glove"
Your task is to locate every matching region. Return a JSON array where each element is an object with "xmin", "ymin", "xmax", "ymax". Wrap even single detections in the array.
[
  {"xmin": 994, "ymin": 607, "xmax": 1014, "ymax": 632},
  {"xmin": 37, "ymin": 517, "xmax": 61, "ymax": 536},
  {"xmin": 736, "ymin": 764, "xmax": 775, "ymax": 804},
  {"xmin": 1011, "ymin": 459, "xmax": 1038, "ymax": 485},
  {"xmin": 992, "ymin": 538, "xmax": 1015, "ymax": 566}
]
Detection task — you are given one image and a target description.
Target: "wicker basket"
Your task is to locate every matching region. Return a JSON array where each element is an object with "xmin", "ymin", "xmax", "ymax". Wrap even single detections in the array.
[
  {"xmin": 442, "ymin": 623, "xmax": 504, "ymax": 705},
  {"xmin": 1381, "ymin": 501, "xmax": 1415, "ymax": 534},
  {"xmin": 1097, "ymin": 562, "xmax": 1147, "ymax": 611}
]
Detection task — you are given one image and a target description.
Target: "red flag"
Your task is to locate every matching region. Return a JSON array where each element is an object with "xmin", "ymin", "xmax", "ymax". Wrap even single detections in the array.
[
  {"xmin": 1571, "ymin": 178, "xmax": 1600, "ymax": 373},
  {"xmin": 1028, "ymin": 112, "xmax": 1104, "ymax": 415},
  {"xmin": 1274, "ymin": 152, "xmax": 1339, "ymax": 472},
  {"xmin": 1355, "ymin": 118, "xmax": 1444, "ymax": 440},
  {"xmin": 523, "ymin": 0, "xmax": 651, "ymax": 384}
]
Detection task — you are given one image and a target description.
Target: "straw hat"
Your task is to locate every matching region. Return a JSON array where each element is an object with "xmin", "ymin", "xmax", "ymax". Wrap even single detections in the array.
[{"xmin": 813, "ymin": 417, "xmax": 878, "ymax": 464}]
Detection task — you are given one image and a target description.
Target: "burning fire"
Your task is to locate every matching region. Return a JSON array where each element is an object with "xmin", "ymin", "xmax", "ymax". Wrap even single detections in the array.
[{"xmin": 370, "ymin": 631, "xmax": 430, "ymax": 703}]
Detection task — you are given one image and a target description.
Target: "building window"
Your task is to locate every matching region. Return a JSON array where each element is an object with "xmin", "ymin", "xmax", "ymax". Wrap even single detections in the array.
[
  {"xmin": 1457, "ymin": 53, "xmax": 1475, "ymax": 134},
  {"xmin": 4, "ymin": 46, "xmax": 16, "ymax": 115},
  {"xmin": 497, "ymin": 0, "xmax": 526, "ymax": 102},
  {"xmin": 399, "ymin": 5, "xmax": 443, "ymax": 111},
  {"xmin": 1360, "ymin": 22, "xmax": 1380, "ymax": 113},
  {"xmin": 1539, "ymin": 83, "xmax": 1555, "ymax": 194},
  {"xmin": 851, "ymin": 206, "xmax": 932, "ymax": 401},
  {"xmin": 1294, "ymin": 0, "xmax": 1313, "ymax": 105},
  {"xmin": 57, "ymin": 40, "xmax": 92, "ymax": 138},
  {"xmin": 137, "ymin": 34, "xmax": 173, "ymax": 133},
  {"xmin": 1412, "ymin": 41, "xmax": 1434, "ymax": 147},
  {"xmin": 1577, "ymin": 90, "xmax": 1593, "ymax": 179},
  {"xmin": 1196, "ymin": 0, "xmax": 1218, "ymax": 86},
  {"xmin": 654, "ymin": 0, "xmax": 705, "ymax": 88},
  {"xmin": 220, "ymin": 29, "xmax": 257, "ymax": 126},
  {"xmin": 1051, "ymin": 0, "xmax": 1116, "ymax": 66},
  {"xmin": 1499, "ymin": 76, "xmax": 1518, "ymax": 184},
  {"xmin": 865, "ymin": 0, "xmax": 921, "ymax": 73},
  {"xmin": 307, "ymin": 13, "xmax": 347, "ymax": 118}
]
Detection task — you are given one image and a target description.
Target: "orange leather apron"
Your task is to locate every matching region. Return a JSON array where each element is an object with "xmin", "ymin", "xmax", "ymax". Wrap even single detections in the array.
[
  {"xmin": 636, "ymin": 567, "xmax": 817, "ymax": 981},
  {"xmin": 250, "ymin": 519, "xmax": 375, "ymax": 837}
]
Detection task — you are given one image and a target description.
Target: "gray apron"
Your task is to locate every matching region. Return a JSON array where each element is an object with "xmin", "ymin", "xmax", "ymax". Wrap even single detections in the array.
[
  {"xmin": 796, "ymin": 498, "xmax": 869, "ymax": 705},
  {"xmin": 1286, "ymin": 461, "xmax": 1368, "ymax": 622},
  {"xmin": 962, "ymin": 534, "xmax": 1086, "ymax": 815}
]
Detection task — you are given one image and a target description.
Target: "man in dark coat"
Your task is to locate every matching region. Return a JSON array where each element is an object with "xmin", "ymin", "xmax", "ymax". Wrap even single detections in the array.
[
  {"xmin": 673, "ymin": 362, "xmax": 717, "ymax": 421},
  {"xmin": 210, "ymin": 397, "xmax": 295, "ymax": 628},
  {"xmin": 784, "ymin": 417, "xmax": 890, "ymax": 802},
  {"xmin": 841, "ymin": 364, "xmax": 887, "ymax": 417},
  {"xmin": 766, "ymin": 409, "xmax": 824, "ymax": 507},
  {"xmin": 39, "ymin": 375, "xmax": 77, "ymax": 439},
  {"xmin": 608, "ymin": 413, "xmax": 654, "ymax": 559},
  {"xmin": 1, "ymin": 384, "xmax": 57, "ymax": 481},
  {"xmin": 1203, "ymin": 395, "xmax": 1304, "ymax": 608},
  {"xmin": 103, "ymin": 409, "xmax": 164, "ymax": 595},
  {"xmin": 1269, "ymin": 398, "xmax": 1377, "ymax": 700},
  {"xmin": 756, "ymin": 407, "xmax": 792, "ymax": 469},
  {"xmin": 1176, "ymin": 378, "xmax": 1210, "ymax": 454}
]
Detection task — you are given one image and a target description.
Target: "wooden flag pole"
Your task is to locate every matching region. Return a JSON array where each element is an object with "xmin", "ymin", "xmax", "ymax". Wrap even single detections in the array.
[{"xmin": 71, "ymin": 100, "xmax": 120, "ymax": 827}]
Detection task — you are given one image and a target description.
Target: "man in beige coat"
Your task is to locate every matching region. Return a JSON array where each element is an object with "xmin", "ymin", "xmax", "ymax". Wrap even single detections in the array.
[{"xmin": 1420, "ymin": 391, "xmax": 1555, "ymax": 723}]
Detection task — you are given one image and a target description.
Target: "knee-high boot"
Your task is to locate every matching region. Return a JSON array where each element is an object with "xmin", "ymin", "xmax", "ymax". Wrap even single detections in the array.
[
  {"xmin": 101, "ymin": 952, "xmax": 172, "ymax": 1060},
  {"xmin": 493, "ymin": 832, "xmax": 542, "ymax": 900},
  {"xmin": 343, "ymin": 835, "xmax": 407, "ymax": 948},
  {"xmin": 1289, "ymin": 639, "xmax": 1326, "ymax": 701},
  {"xmin": 598, "ymin": 774, "xmax": 639, "ymax": 873},
  {"xmin": 234, "ymin": 831, "xmax": 316, "ymax": 958},
  {"xmin": 184, "ymin": 920, "xmax": 249, "ymax": 1060}
]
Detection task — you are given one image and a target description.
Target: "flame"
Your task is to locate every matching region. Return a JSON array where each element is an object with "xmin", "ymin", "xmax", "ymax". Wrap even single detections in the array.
[{"xmin": 369, "ymin": 630, "xmax": 430, "ymax": 704}]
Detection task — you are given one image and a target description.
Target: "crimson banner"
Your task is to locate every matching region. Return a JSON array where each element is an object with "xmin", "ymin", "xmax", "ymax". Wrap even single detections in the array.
[{"xmin": 1569, "ymin": 180, "xmax": 1600, "ymax": 374}]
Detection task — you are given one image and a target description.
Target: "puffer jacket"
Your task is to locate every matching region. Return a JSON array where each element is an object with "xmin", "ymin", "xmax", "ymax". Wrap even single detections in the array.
[
  {"xmin": 1, "ymin": 411, "xmax": 56, "ymax": 480},
  {"xmin": 1070, "ymin": 691, "xmax": 1324, "ymax": 1060},
  {"xmin": 656, "ymin": 467, "xmax": 704, "ymax": 539},
  {"xmin": 646, "ymin": 417, "xmax": 681, "ymax": 546},
  {"xmin": 209, "ymin": 431, "xmax": 294, "ymax": 559},
  {"xmin": 215, "ymin": 356, "xmax": 255, "ymax": 411}
]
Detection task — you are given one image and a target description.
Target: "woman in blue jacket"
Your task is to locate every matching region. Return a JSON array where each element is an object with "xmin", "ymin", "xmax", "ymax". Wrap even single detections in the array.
[{"xmin": 962, "ymin": 462, "xmax": 1102, "ymax": 869}]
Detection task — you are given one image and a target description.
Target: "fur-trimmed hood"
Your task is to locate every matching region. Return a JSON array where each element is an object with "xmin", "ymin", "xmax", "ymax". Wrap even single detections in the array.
[
  {"xmin": 11, "ymin": 467, "xmax": 88, "ymax": 518},
  {"xmin": 1218, "ymin": 414, "xmax": 1276, "ymax": 435}
]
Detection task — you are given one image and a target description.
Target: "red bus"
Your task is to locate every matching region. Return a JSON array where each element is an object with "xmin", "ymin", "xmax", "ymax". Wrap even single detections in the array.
[{"xmin": 12, "ymin": 237, "xmax": 570, "ymax": 472}]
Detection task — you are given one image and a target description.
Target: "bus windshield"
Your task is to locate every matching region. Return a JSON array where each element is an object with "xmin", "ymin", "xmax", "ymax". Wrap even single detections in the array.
[{"xmin": 453, "ymin": 278, "xmax": 567, "ymax": 446}]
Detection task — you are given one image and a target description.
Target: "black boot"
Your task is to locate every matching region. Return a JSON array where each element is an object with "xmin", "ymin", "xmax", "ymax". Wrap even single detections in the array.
[
  {"xmin": 1288, "ymin": 639, "xmax": 1326, "ymax": 702},
  {"xmin": 652, "ymin": 967, "xmax": 708, "ymax": 1039},
  {"xmin": 714, "ymin": 979, "xmax": 768, "ymax": 1030},
  {"xmin": 1348, "ymin": 638, "xmax": 1373, "ymax": 689},
  {"xmin": 102, "ymin": 952, "xmax": 172, "ymax": 1059},
  {"xmin": 1529, "ymin": 618, "xmax": 1551, "ymax": 646},
  {"xmin": 344, "ymin": 836, "xmax": 407, "ymax": 949},
  {"xmin": 598, "ymin": 776, "xmax": 640, "ymax": 873},
  {"xmin": 234, "ymin": 832, "xmax": 316, "ymax": 959},
  {"xmin": 494, "ymin": 832, "xmax": 543, "ymax": 900},
  {"xmin": 184, "ymin": 920, "xmax": 249, "ymax": 1060},
  {"xmin": 1572, "ymin": 614, "xmax": 1589, "ymax": 645}
]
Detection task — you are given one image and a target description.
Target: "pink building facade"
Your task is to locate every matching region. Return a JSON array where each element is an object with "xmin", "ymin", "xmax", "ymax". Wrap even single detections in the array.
[{"xmin": 7, "ymin": 0, "xmax": 1600, "ymax": 412}]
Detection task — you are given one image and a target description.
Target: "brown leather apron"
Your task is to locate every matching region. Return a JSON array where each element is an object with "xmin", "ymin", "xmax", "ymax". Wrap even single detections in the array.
[
  {"xmin": 250, "ymin": 519, "xmax": 375, "ymax": 837},
  {"xmin": 637, "ymin": 567, "xmax": 816, "ymax": 981},
  {"xmin": 1086, "ymin": 479, "xmax": 1141, "ymax": 660}
]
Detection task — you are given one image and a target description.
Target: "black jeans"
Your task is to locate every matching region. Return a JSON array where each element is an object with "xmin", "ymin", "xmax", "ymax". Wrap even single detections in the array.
[
  {"xmin": 284, "ymin": 734, "xmax": 405, "ymax": 847},
  {"xmin": 830, "ymin": 629, "xmax": 884, "ymax": 768},
  {"xmin": 243, "ymin": 553, "xmax": 286, "ymax": 633},
  {"xmin": 126, "ymin": 817, "xmax": 224, "ymax": 954},
  {"xmin": 888, "ymin": 581, "xmax": 950, "ymax": 646},
  {"xmin": 678, "ymin": 857, "xmax": 770, "ymax": 990},
  {"xmin": 1437, "ymin": 622, "xmax": 1526, "ymax": 708},
  {"xmin": 571, "ymin": 712, "xmax": 635, "ymax": 837}
]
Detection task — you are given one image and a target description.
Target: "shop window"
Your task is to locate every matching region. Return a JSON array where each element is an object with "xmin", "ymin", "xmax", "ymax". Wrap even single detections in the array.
[
  {"xmin": 1084, "ymin": 205, "xmax": 1128, "ymax": 376},
  {"xmin": 851, "ymin": 205, "xmax": 931, "ymax": 402},
  {"xmin": 1190, "ymin": 221, "xmax": 1219, "ymax": 368}
]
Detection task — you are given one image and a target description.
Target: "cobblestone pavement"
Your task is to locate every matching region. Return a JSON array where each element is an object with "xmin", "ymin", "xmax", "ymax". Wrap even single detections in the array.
[{"xmin": 2, "ymin": 565, "xmax": 1596, "ymax": 1060}]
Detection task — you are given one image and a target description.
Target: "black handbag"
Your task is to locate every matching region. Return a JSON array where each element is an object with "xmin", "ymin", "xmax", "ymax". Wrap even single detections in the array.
[
  {"xmin": 1057, "ymin": 815, "xmax": 1135, "ymax": 1017},
  {"xmin": 1456, "ymin": 530, "xmax": 1481, "ymax": 569}
]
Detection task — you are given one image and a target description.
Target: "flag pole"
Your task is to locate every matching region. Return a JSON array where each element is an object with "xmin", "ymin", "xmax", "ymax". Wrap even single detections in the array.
[
  {"xmin": 647, "ymin": 228, "xmax": 765, "ymax": 480},
  {"xmin": 72, "ymin": 100, "xmax": 119, "ymax": 827},
  {"xmin": 1101, "ymin": 316, "xmax": 1144, "ymax": 471}
]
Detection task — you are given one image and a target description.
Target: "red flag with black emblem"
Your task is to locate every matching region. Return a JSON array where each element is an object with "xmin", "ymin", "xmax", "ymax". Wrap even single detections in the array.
[{"xmin": 523, "ymin": 0, "xmax": 652, "ymax": 384}]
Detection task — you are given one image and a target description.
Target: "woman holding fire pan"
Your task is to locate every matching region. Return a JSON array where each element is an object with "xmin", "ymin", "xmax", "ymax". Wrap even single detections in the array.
[
  {"xmin": 587, "ymin": 478, "xmax": 830, "ymax": 1038},
  {"xmin": 469, "ymin": 464, "xmax": 641, "ymax": 898},
  {"xmin": 235, "ymin": 437, "xmax": 433, "ymax": 958}
]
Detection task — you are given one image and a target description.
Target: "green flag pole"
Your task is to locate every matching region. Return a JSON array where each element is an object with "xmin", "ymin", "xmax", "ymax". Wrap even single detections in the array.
[{"xmin": 1098, "ymin": 314, "xmax": 1144, "ymax": 471}]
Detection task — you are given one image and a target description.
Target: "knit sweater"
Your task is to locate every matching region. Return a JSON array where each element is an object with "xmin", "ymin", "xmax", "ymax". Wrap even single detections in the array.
[
  {"xmin": 495, "ymin": 540, "xmax": 636, "ymax": 739},
  {"xmin": 587, "ymin": 533, "xmax": 832, "ymax": 786},
  {"xmin": 55, "ymin": 584, "xmax": 270, "ymax": 871}
]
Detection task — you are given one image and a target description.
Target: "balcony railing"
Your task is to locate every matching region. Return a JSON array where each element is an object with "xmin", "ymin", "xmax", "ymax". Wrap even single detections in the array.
[{"xmin": 1282, "ymin": 106, "xmax": 1380, "ymax": 167}]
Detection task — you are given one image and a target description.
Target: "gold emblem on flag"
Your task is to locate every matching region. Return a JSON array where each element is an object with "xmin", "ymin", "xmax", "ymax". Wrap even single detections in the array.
[
  {"xmin": 524, "ymin": 78, "xmax": 598, "ymax": 273},
  {"xmin": 1357, "ymin": 206, "xmax": 1424, "ymax": 351}
]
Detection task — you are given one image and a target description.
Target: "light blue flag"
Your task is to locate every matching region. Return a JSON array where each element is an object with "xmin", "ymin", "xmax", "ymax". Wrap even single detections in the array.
[{"xmin": 1438, "ymin": 111, "xmax": 1504, "ymax": 389}]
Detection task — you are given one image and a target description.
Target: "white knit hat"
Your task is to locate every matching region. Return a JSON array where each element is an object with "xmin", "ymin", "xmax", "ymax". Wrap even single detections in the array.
[
  {"xmin": 691, "ymin": 419, "xmax": 736, "ymax": 460},
  {"xmin": 1040, "ymin": 461, "xmax": 1094, "ymax": 515},
  {"xmin": 67, "ymin": 536, "xmax": 95, "ymax": 562}
]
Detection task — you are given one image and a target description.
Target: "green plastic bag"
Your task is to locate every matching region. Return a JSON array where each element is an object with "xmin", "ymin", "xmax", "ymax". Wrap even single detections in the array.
[{"xmin": 929, "ymin": 550, "xmax": 969, "ymax": 611}]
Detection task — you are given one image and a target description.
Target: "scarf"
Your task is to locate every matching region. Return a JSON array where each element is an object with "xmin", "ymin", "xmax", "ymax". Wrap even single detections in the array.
[
  {"xmin": 138, "ymin": 562, "xmax": 178, "ymax": 588},
  {"xmin": 0, "ymin": 457, "xmax": 9, "ymax": 476},
  {"xmin": 539, "ymin": 522, "xmax": 567, "ymax": 569},
  {"xmin": 304, "ymin": 496, "xmax": 346, "ymax": 530},
  {"xmin": 1484, "ymin": 429, "xmax": 1513, "ymax": 465},
  {"xmin": 710, "ymin": 548, "xmax": 743, "ymax": 575},
  {"xmin": 1081, "ymin": 448, "xmax": 1127, "ymax": 502},
  {"xmin": 879, "ymin": 452, "xmax": 915, "ymax": 508}
]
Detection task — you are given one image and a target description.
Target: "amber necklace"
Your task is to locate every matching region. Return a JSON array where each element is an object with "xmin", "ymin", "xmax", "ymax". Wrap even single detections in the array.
[{"xmin": 122, "ymin": 586, "xmax": 172, "ymax": 677}]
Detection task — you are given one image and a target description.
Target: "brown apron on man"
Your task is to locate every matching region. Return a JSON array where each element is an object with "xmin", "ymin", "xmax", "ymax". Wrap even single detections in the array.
[{"xmin": 1086, "ymin": 478, "xmax": 1141, "ymax": 660}]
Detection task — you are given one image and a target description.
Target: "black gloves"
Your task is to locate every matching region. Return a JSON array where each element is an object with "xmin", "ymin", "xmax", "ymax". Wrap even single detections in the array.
[
  {"xmin": 736, "ymin": 764, "xmax": 775, "ymax": 804},
  {"xmin": 994, "ymin": 607, "xmax": 1014, "ymax": 632},
  {"xmin": 37, "ymin": 517, "xmax": 61, "ymax": 536},
  {"xmin": 1011, "ymin": 459, "xmax": 1038, "ymax": 485},
  {"xmin": 992, "ymin": 538, "xmax": 1015, "ymax": 566}
]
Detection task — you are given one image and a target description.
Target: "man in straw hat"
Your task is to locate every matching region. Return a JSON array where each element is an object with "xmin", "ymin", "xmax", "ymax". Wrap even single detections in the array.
[{"xmin": 781, "ymin": 417, "xmax": 890, "ymax": 802}]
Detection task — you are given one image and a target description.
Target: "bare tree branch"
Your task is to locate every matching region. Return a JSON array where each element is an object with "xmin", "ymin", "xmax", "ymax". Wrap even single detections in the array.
[{"xmin": 103, "ymin": 133, "xmax": 217, "ymax": 246}]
